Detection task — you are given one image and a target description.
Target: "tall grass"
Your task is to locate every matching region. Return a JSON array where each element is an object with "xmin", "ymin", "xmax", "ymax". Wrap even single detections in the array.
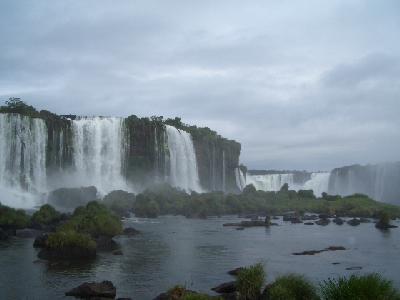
[
  {"xmin": 237, "ymin": 263, "xmax": 266, "ymax": 300},
  {"xmin": 320, "ymin": 273, "xmax": 400, "ymax": 300},
  {"xmin": 268, "ymin": 274, "xmax": 319, "ymax": 300}
]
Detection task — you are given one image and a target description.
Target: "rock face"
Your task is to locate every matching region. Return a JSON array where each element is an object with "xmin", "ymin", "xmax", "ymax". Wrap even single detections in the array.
[
  {"xmin": 47, "ymin": 186, "xmax": 97, "ymax": 212},
  {"xmin": 65, "ymin": 281, "xmax": 116, "ymax": 298}
]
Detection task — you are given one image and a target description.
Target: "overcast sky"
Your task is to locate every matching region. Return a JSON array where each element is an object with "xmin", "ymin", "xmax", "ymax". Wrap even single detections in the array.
[{"xmin": 1, "ymin": 0, "xmax": 399, "ymax": 171}]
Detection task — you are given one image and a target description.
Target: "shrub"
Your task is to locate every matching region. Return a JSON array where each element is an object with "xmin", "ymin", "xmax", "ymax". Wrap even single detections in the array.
[
  {"xmin": 0, "ymin": 205, "xmax": 30, "ymax": 229},
  {"xmin": 47, "ymin": 230, "xmax": 96, "ymax": 251},
  {"xmin": 269, "ymin": 274, "xmax": 318, "ymax": 300},
  {"xmin": 237, "ymin": 263, "xmax": 265, "ymax": 300},
  {"xmin": 31, "ymin": 204, "xmax": 61, "ymax": 226},
  {"xmin": 60, "ymin": 201, "xmax": 122, "ymax": 238},
  {"xmin": 320, "ymin": 274, "xmax": 400, "ymax": 300}
]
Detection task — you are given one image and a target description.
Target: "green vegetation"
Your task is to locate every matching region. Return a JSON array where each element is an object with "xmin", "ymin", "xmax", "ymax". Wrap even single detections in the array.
[
  {"xmin": 60, "ymin": 201, "xmax": 122, "ymax": 238},
  {"xmin": 269, "ymin": 274, "xmax": 319, "ymax": 300},
  {"xmin": 0, "ymin": 204, "xmax": 30, "ymax": 229},
  {"xmin": 47, "ymin": 230, "xmax": 96, "ymax": 251},
  {"xmin": 132, "ymin": 184, "xmax": 400, "ymax": 219},
  {"xmin": 31, "ymin": 204, "xmax": 61, "ymax": 227},
  {"xmin": 237, "ymin": 263, "xmax": 265, "ymax": 300},
  {"xmin": 103, "ymin": 190, "xmax": 135, "ymax": 217},
  {"xmin": 320, "ymin": 274, "xmax": 400, "ymax": 300},
  {"xmin": 162, "ymin": 285, "xmax": 222, "ymax": 300},
  {"xmin": 0, "ymin": 98, "xmax": 40, "ymax": 118}
]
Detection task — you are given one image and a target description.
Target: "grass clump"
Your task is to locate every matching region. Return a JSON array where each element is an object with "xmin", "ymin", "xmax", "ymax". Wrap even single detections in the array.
[
  {"xmin": 61, "ymin": 201, "xmax": 122, "ymax": 238},
  {"xmin": 237, "ymin": 263, "xmax": 265, "ymax": 300},
  {"xmin": 269, "ymin": 274, "xmax": 318, "ymax": 300},
  {"xmin": 47, "ymin": 230, "xmax": 96, "ymax": 251},
  {"xmin": 31, "ymin": 204, "xmax": 61, "ymax": 227},
  {"xmin": 320, "ymin": 273, "xmax": 400, "ymax": 300}
]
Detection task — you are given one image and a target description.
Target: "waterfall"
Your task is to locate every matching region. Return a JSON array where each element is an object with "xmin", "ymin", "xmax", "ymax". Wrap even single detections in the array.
[
  {"xmin": 303, "ymin": 172, "xmax": 330, "ymax": 196},
  {"xmin": 72, "ymin": 117, "xmax": 127, "ymax": 194},
  {"xmin": 165, "ymin": 125, "xmax": 202, "ymax": 192},
  {"xmin": 245, "ymin": 173, "xmax": 295, "ymax": 191},
  {"xmin": 235, "ymin": 167, "xmax": 246, "ymax": 191},
  {"xmin": 222, "ymin": 150, "xmax": 226, "ymax": 192},
  {"xmin": 0, "ymin": 113, "xmax": 47, "ymax": 207}
]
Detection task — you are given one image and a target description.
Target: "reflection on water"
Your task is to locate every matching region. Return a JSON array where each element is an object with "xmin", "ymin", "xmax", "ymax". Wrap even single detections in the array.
[{"xmin": 0, "ymin": 215, "xmax": 399, "ymax": 299}]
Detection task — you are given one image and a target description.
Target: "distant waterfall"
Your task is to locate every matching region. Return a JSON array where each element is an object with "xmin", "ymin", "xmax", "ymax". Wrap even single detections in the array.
[
  {"xmin": 0, "ymin": 113, "xmax": 47, "ymax": 207},
  {"xmin": 235, "ymin": 168, "xmax": 246, "ymax": 191},
  {"xmin": 303, "ymin": 172, "xmax": 330, "ymax": 196},
  {"xmin": 72, "ymin": 117, "xmax": 127, "ymax": 194},
  {"xmin": 166, "ymin": 125, "xmax": 202, "ymax": 192},
  {"xmin": 245, "ymin": 173, "xmax": 295, "ymax": 191}
]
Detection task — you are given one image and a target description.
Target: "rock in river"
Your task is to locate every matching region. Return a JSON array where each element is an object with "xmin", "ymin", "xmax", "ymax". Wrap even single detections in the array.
[{"xmin": 65, "ymin": 280, "xmax": 116, "ymax": 298}]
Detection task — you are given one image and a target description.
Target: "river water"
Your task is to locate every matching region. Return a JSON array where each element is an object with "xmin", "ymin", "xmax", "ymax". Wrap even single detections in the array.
[{"xmin": 1, "ymin": 215, "xmax": 399, "ymax": 299}]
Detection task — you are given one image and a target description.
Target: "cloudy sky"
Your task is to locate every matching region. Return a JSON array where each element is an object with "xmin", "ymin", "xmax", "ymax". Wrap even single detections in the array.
[{"xmin": 1, "ymin": 0, "xmax": 399, "ymax": 170}]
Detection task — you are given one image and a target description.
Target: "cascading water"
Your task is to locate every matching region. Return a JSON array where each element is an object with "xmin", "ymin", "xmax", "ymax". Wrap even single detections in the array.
[
  {"xmin": 72, "ymin": 117, "xmax": 127, "ymax": 194},
  {"xmin": 235, "ymin": 167, "xmax": 246, "ymax": 191},
  {"xmin": 0, "ymin": 113, "xmax": 47, "ymax": 208},
  {"xmin": 166, "ymin": 125, "xmax": 202, "ymax": 192},
  {"xmin": 303, "ymin": 172, "xmax": 330, "ymax": 196},
  {"xmin": 245, "ymin": 173, "xmax": 295, "ymax": 191}
]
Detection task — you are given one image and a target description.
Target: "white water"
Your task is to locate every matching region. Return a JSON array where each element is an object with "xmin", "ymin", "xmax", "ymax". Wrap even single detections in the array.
[
  {"xmin": 245, "ymin": 173, "xmax": 295, "ymax": 191},
  {"xmin": 303, "ymin": 172, "xmax": 330, "ymax": 196},
  {"xmin": 166, "ymin": 125, "xmax": 202, "ymax": 192},
  {"xmin": 236, "ymin": 170, "xmax": 330, "ymax": 196},
  {"xmin": 0, "ymin": 113, "xmax": 47, "ymax": 208},
  {"xmin": 72, "ymin": 117, "xmax": 128, "ymax": 194}
]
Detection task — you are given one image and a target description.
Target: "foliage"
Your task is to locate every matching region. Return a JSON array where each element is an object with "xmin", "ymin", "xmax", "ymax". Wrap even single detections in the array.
[
  {"xmin": 269, "ymin": 274, "xmax": 319, "ymax": 300},
  {"xmin": 31, "ymin": 204, "xmax": 61, "ymax": 226},
  {"xmin": 237, "ymin": 263, "xmax": 265, "ymax": 300},
  {"xmin": 47, "ymin": 230, "xmax": 96, "ymax": 251},
  {"xmin": 131, "ymin": 184, "xmax": 400, "ymax": 219},
  {"xmin": 0, "ymin": 98, "xmax": 40, "ymax": 118},
  {"xmin": 0, "ymin": 204, "xmax": 30, "ymax": 229},
  {"xmin": 377, "ymin": 211, "xmax": 391, "ymax": 226},
  {"xmin": 165, "ymin": 285, "xmax": 221, "ymax": 300},
  {"xmin": 60, "ymin": 201, "xmax": 122, "ymax": 238},
  {"xmin": 320, "ymin": 273, "xmax": 400, "ymax": 300}
]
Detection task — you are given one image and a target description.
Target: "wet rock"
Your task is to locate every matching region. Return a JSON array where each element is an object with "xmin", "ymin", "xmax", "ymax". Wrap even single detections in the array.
[
  {"xmin": 33, "ymin": 233, "xmax": 49, "ymax": 248},
  {"xmin": 123, "ymin": 227, "xmax": 141, "ymax": 236},
  {"xmin": 65, "ymin": 280, "xmax": 116, "ymax": 298},
  {"xmin": 236, "ymin": 227, "xmax": 244, "ymax": 230},
  {"xmin": 346, "ymin": 266, "xmax": 362, "ymax": 270},
  {"xmin": 228, "ymin": 267, "xmax": 244, "ymax": 276},
  {"xmin": 316, "ymin": 218, "xmax": 330, "ymax": 226},
  {"xmin": 333, "ymin": 217, "xmax": 344, "ymax": 225},
  {"xmin": 332, "ymin": 262, "xmax": 341, "ymax": 265},
  {"xmin": 38, "ymin": 246, "xmax": 96, "ymax": 260},
  {"xmin": 16, "ymin": 228, "xmax": 42, "ymax": 238},
  {"xmin": 304, "ymin": 222, "xmax": 314, "ymax": 225},
  {"xmin": 96, "ymin": 236, "xmax": 118, "ymax": 251},
  {"xmin": 211, "ymin": 281, "xmax": 237, "ymax": 294},
  {"xmin": 359, "ymin": 218, "xmax": 371, "ymax": 223},
  {"xmin": 302, "ymin": 215, "xmax": 318, "ymax": 221},
  {"xmin": 375, "ymin": 221, "xmax": 398, "ymax": 230},
  {"xmin": 290, "ymin": 217, "xmax": 303, "ymax": 224},
  {"xmin": 318, "ymin": 214, "xmax": 333, "ymax": 219},
  {"xmin": 293, "ymin": 246, "xmax": 346, "ymax": 255},
  {"xmin": 347, "ymin": 218, "xmax": 361, "ymax": 226},
  {"xmin": 112, "ymin": 249, "xmax": 123, "ymax": 255}
]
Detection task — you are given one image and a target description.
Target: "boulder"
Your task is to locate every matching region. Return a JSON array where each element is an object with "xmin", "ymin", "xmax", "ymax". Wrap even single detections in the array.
[
  {"xmin": 316, "ymin": 218, "xmax": 330, "ymax": 226},
  {"xmin": 304, "ymin": 222, "xmax": 314, "ymax": 225},
  {"xmin": 65, "ymin": 280, "xmax": 116, "ymax": 298},
  {"xmin": 333, "ymin": 217, "xmax": 344, "ymax": 225},
  {"xmin": 359, "ymin": 218, "xmax": 371, "ymax": 223},
  {"xmin": 123, "ymin": 227, "xmax": 140, "ymax": 236},
  {"xmin": 96, "ymin": 236, "xmax": 119, "ymax": 251},
  {"xmin": 375, "ymin": 222, "xmax": 398, "ymax": 230},
  {"xmin": 302, "ymin": 214, "xmax": 318, "ymax": 221},
  {"xmin": 228, "ymin": 267, "xmax": 244, "ymax": 276},
  {"xmin": 16, "ymin": 228, "xmax": 42, "ymax": 238},
  {"xmin": 290, "ymin": 217, "xmax": 303, "ymax": 224},
  {"xmin": 347, "ymin": 218, "xmax": 361, "ymax": 226},
  {"xmin": 33, "ymin": 233, "xmax": 49, "ymax": 248},
  {"xmin": 211, "ymin": 281, "xmax": 237, "ymax": 294}
]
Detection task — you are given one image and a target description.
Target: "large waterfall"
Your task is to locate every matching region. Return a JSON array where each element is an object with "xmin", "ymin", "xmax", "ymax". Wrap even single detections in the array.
[
  {"xmin": 303, "ymin": 172, "xmax": 330, "ymax": 196},
  {"xmin": 0, "ymin": 114, "xmax": 47, "ymax": 207},
  {"xmin": 166, "ymin": 125, "xmax": 202, "ymax": 192},
  {"xmin": 245, "ymin": 173, "xmax": 295, "ymax": 191},
  {"xmin": 72, "ymin": 117, "xmax": 127, "ymax": 194}
]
